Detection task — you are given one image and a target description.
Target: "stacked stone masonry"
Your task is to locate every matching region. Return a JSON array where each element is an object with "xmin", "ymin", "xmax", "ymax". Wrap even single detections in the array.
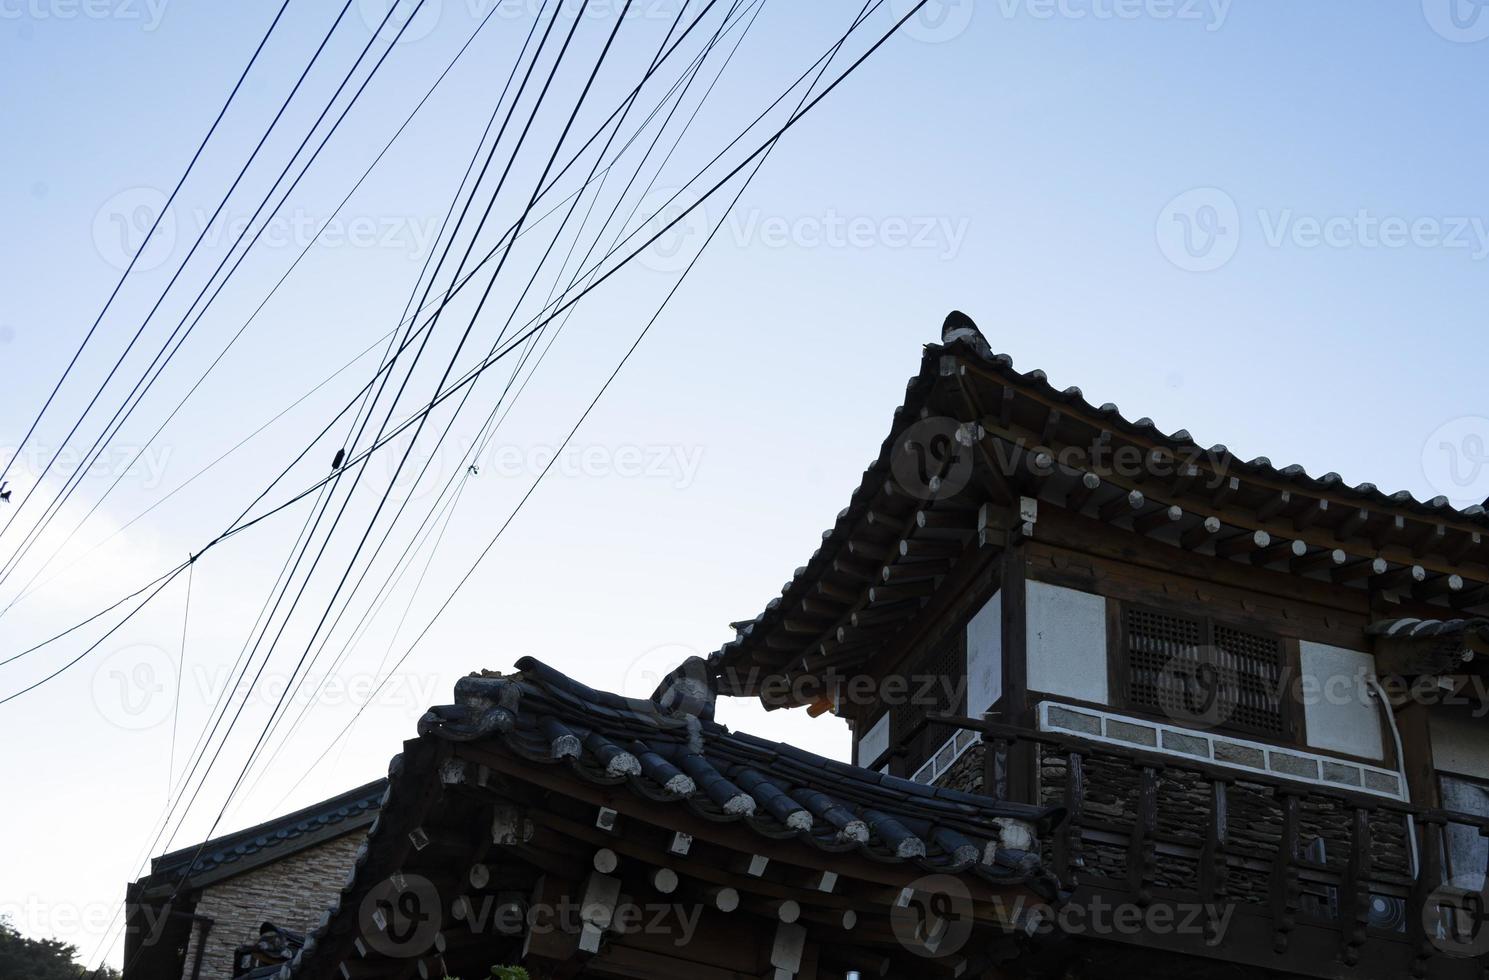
[{"xmin": 180, "ymin": 831, "xmax": 368, "ymax": 980}]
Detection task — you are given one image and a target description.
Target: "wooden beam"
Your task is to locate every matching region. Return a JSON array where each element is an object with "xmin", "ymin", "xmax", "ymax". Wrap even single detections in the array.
[
  {"xmin": 1180, "ymin": 515, "xmax": 1222, "ymax": 551},
  {"xmin": 1065, "ymin": 472, "xmax": 1101, "ymax": 514},
  {"xmin": 1215, "ymin": 529, "xmax": 1270, "ymax": 559},
  {"xmin": 1292, "ymin": 497, "xmax": 1329, "ymax": 532},
  {"xmin": 1335, "ymin": 507, "xmax": 1370, "ymax": 542},
  {"xmin": 1371, "ymin": 563, "xmax": 1427, "ymax": 593},
  {"xmin": 1098, "ymin": 489, "xmax": 1145, "ymax": 524},
  {"xmin": 1133, "ymin": 505, "xmax": 1183, "ymax": 536},
  {"xmin": 1414, "ymin": 573, "xmax": 1464, "ymax": 601},
  {"xmin": 1256, "ymin": 490, "xmax": 1292, "ymax": 522},
  {"xmin": 1251, "ymin": 538, "xmax": 1308, "ymax": 567},
  {"xmin": 1291, "ymin": 548, "xmax": 1347, "ymax": 575},
  {"xmin": 1333, "ymin": 557, "xmax": 1388, "ymax": 584}
]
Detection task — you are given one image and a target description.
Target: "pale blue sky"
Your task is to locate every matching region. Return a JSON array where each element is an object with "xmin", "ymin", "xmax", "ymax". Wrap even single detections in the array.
[{"xmin": 2, "ymin": 0, "xmax": 1487, "ymax": 966}]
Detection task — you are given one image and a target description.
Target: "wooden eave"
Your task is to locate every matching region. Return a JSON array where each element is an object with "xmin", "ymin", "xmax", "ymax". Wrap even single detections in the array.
[{"xmin": 715, "ymin": 342, "xmax": 1489, "ymax": 704}]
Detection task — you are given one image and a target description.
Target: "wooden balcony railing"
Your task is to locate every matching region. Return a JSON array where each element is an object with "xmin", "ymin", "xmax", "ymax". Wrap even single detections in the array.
[{"xmin": 927, "ymin": 712, "xmax": 1489, "ymax": 979}]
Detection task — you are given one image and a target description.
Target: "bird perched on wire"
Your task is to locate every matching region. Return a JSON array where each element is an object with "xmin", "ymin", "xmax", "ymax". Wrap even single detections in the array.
[
  {"xmin": 941, "ymin": 309, "xmax": 992, "ymax": 360},
  {"xmin": 0, "ymin": 481, "xmax": 10, "ymax": 504}
]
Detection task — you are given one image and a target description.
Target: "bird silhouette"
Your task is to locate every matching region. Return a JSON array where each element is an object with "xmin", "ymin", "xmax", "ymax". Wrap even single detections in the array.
[
  {"xmin": 0, "ymin": 482, "xmax": 9, "ymax": 504},
  {"xmin": 941, "ymin": 309, "xmax": 992, "ymax": 359}
]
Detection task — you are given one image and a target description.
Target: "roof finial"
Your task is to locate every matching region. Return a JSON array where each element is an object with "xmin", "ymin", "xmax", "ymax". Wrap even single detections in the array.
[{"xmin": 941, "ymin": 310, "xmax": 992, "ymax": 359}]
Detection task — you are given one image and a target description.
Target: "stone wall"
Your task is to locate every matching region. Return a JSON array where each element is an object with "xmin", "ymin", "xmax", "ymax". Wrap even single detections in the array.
[
  {"xmin": 182, "ymin": 830, "xmax": 366, "ymax": 979},
  {"xmin": 935, "ymin": 741, "xmax": 985, "ymax": 795}
]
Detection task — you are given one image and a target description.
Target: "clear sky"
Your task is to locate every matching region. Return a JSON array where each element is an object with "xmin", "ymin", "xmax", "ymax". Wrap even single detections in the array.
[{"xmin": 2, "ymin": 0, "xmax": 1488, "ymax": 968}]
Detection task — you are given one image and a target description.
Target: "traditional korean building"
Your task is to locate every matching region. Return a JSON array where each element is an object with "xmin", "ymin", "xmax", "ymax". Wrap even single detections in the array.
[{"xmin": 127, "ymin": 313, "xmax": 1489, "ymax": 979}]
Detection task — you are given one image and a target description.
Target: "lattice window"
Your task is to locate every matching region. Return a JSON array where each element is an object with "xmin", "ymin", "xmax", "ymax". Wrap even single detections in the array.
[
  {"xmin": 1125, "ymin": 607, "xmax": 1205, "ymax": 717},
  {"xmin": 890, "ymin": 634, "xmax": 967, "ymax": 777},
  {"xmin": 1213, "ymin": 623, "xmax": 1286, "ymax": 736},
  {"xmin": 1122, "ymin": 606, "xmax": 1288, "ymax": 738}
]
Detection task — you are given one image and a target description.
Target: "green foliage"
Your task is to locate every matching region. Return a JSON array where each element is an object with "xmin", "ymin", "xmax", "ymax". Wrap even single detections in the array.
[
  {"xmin": 442, "ymin": 966, "xmax": 529, "ymax": 980},
  {"xmin": 0, "ymin": 917, "xmax": 120, "ymax": 979},
  {"xmin": 490, "ymin": 968, "xmax": 529, "ymax": 980}
]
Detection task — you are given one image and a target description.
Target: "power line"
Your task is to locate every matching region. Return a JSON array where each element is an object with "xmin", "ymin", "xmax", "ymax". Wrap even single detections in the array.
[
  {"xmin": 0, "ymin": 0, "xmax": 362, "ymax": 553},
  {"xmin": 0, "ymin": 0, "xmax": 517, "ymax": 615},
  {"xmin": 7, "ymin": 0, "xmax": 919, "ymax": 698},
  {"xmin": 0, "ymin": 0, "xmax": 295, "ymax": 493},
  {"xmin": 282, "ymin": 0, "xmax": 897, "ymax": 800},
  {"xmin": 0, "ymin": 0, "xmax": 430, "ymax": 591}
]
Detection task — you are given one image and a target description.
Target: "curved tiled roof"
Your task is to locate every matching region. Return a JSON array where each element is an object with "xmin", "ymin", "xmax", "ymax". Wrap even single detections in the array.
[
  {"xmin": 717, "ymin": 328, "xmax": 1489, "ymax": 673},
  {"xmin": 268, "ymin": 658, "xmax": 1065, "ymax": 979},
  {"xmin": 416, "ymin": 656, "xmax": 1062, "ymax": 880},
  {"xmin": 963, "ymin": 343, "xmax": 1488, "ymax": 525},
  {"xmin": 148, "ymin": 779, "xmax": 386, "ymax": 882}
]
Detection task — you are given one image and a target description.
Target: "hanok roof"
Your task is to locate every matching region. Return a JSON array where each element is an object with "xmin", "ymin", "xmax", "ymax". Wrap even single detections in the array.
[
  {"xmin": 270, "ymin": 657, "xmax": 1063, "ymax": 978},
  {"xmin": 1368, "ymin": 616, "xmax": 1489, "ymax": 676},
  {"xmin": 144, "ymin": 778, "xmax": 386, "ymax": 887},
  {"xmin": 714, "ymin": 323, "xmax": 1489, "ymax": 701}
]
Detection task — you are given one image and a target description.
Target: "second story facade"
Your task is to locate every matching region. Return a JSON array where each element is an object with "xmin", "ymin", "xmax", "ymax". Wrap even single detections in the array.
[{"xmin": 713, "ymin": 314, "xmax": 1489, "ymax": 979}]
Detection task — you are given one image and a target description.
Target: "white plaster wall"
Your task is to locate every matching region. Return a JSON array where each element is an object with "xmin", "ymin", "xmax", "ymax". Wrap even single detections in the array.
[
  {"xmin": 1025, "ymin": 581, "xmax": 1108, "ymax": 705},
  {"xmin": 966, "ymin": 589, "xmax": 1002, "ymax": 717},
  {"xmin": 856, "ymin": 711, "xmax": 890, "ymax": 767},
  {"xmin": 1299, "ymin": 641, "xmax": 1384, "ymax": 761}
]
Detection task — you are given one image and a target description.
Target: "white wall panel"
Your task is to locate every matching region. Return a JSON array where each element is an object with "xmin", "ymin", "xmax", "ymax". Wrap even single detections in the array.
[{"xmin": 1026, "ymin": 581, "xmax": 1108, "ymax": 705}]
